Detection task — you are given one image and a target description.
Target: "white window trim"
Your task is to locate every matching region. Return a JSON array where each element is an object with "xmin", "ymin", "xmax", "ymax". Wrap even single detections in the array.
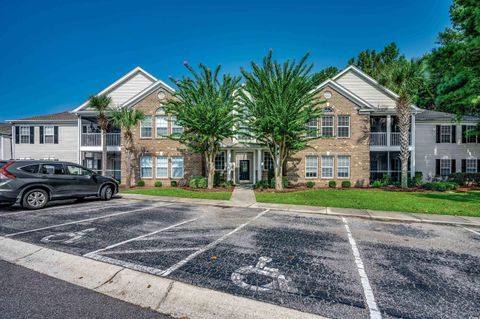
[
  {"xmin": 156, "ymin": 156, "xmax": 169, "ymax": 178},
  {"xmin": 171, "ymin": 116, "xmax": 183, "ymax": 135},
  {"xmin": 19, "ymin": 126, "xmax": 31, "ymax": 144},
  {"xmin": 140, "ymin": 156, "xmax": 153, "ymax": 179},
  {"xmin": 466, "ymin": 158, "xmax": 477, "ymax": 173},
  {"xmin": 337, "ymin": 155, "xmax": 350, "ymax": 178},
  {"xmin": 321, "ymin": 155, "xmax": 334, "ymax": 179},
  {"xmin": 44, "ymin": 125, "xmax": 55, "ymax": 144},
  {"xmin": 321, "ymin": 116, "xmax": 334, "ymax": 137},
  {"xmin": 305, "ymin": 155, "xmax": 318, "ymax": 179},
  {"xmin": 215, "ymin": 151, "xmax": 225, "ymax": 170},
  {"xmin": 306, "ymin": 118, "xmax": 318, "ymax": 138},
  {"xmin": 464, "ymin": 125, "xmax": 477, "ymax": 143},
  {"xmin": 140, "ymin": 116, "xmax": 153, "ymax": 139},
  {"xmin": 337, "ymin": 115, "xmax": 350, "ymax": 138},
  {"xmin": 263, "ymin": 151, "xmax": 274, "ymax": 171},
  {"xmin": 440, "ymin": 158, "xmax": 451, "ymax": 177},
  {"xmin": 171, "ymin": 156, "xmax": 184, "ymax": 179},
  {"xmin": 155, "ymin": 115, "xmax": 169, "ymax": 138},
  {"xmin": 440, "ymin": 125, "xmax": 451, "ymax": 143}
]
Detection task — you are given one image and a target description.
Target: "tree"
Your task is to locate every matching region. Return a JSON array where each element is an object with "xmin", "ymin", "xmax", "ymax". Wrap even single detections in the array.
[
  {"xmin": 164, "ymin": 63, "xmax": 241, "ymax": 189},
  {"xmin": 88, "ymin": 94, "xmax": 111, "ymax": 176},
  {"xmin": 425, "ymin": 0, "xmax": 480, "ymax": 125},
  {"xmin": 312, "ymin": 66, "xmax": 339, "ymax": 86},
  {"xmin": 348, "ymin": 42, "xmax": 402, "ymax": 79},
  {"xmin": 238, "ymin": 51, "xmax": 322, "ymax": 190},
  {"xmin": 109, "ymin": 106, "xmax": 145, "ymax": 188},
  {"xmin": 379, "ymin": 60, "xmax": 422, "ymax": 188}
]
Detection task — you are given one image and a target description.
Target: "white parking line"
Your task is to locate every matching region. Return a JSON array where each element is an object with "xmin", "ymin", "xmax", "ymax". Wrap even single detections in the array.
[
  {"xmin": 5, "ymin": 204, "xmax": 173, "ymax": 237},
  {"xmin": 84, "ymin": 217, "xmax": 200, "ymax": 257},
  {"xmin": 87, "ymin": 254, "xmax": 166, "ymax": 276},
  {"xmin": 100, "ymin": 247, "xmax": 202, "ymax": 255},
  {"xmin": 342, "ymin": 217, "xmax": 382, "ymax": 319},
  {"xmin": 161, "ymin": 209, "xmax": 270, "ymax": 277},
  {"xmin": 458, "ymin": 225, "xmax": 480, "ymax": 236}
]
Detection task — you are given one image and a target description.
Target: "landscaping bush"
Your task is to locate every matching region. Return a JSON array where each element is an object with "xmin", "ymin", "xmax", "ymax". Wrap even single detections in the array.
[
  {"xmin": 254, "ymin": 180, "xmax": 270, "ymax": 190},
  {"xmin": 381, "ymin": 174, "xmax": 392, "ymax": 186},
  {"xmin": 328, "ymin": 180, "xmax": 337, "ymax": 188},
  {"xmin": 448, "ymin": 172, "xmax": 480, "ymax": 186},
  {"xmin": 154, "ymin": 181, "xmax": 162, "ymax": 187},
  {"xmin": 282, "ymin": 176, "xmax": 289, "ymax": 188},
  {"xmin": 136, "ymin": 180, "xmax": 145, "ymax": 187},
  {"xmin": 423, "ymin": 181, "xmax": 458, "ymax": 192},
  {"xmin": 341, "ymin": 180, "xmax": 351, "ymax": 188},
  {"xmin": 413, "ymin": 171, "xmax": 423, "ymax": 186},
  {"xmin": 170, "ymin": 180, "xmax": 178, "ymax": 187},
  {"xmin": 306, "ymin": 181, "xmax": 315, "ymax": 188},
  {"xmin": 221, "ymin": 180, "xmax": 234, "ymax": 188},
  {"xmin": 214, "ymin": 171, "xmax": 225, "ymax": 187},
  {"xmin": 371, "ymin": 180, "xmax": 383, "ymax": 188},
  {"xmin": 189, "ymin": 176, "xmax": 208, "ymax": 189}
]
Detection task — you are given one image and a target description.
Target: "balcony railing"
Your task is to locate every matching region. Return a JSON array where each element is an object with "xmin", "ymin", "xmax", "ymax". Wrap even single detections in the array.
[
  {"xmin": 370, "ymin": 132, "xmax": 411, "ymax": 147},
  {"xmin": 390, "ymin": 132, "xmax": 411, "ymax": 146},
  {"xmin": 81, "ymin": 133, "xmax": 120, "ymax": 147}
]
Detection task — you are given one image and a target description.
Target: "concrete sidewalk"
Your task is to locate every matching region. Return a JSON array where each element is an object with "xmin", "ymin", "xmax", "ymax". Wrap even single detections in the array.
[{"xmin": 121, "ymin": 191, "xmax": 480, "ymax": 227}]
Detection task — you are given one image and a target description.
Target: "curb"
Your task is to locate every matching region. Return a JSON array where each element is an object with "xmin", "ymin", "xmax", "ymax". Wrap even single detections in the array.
[
  {"xmin": 0, "ymin": 236, "xmax": 327, "ymax": 319},
  {"xmin": 120, "ymin": 193, "xmax": 480, "ymax": 227}
]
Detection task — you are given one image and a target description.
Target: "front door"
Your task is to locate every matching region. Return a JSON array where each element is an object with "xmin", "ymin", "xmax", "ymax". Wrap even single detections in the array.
[{"xmin": 239, "ymin": 160, "xmax": 250, "ymax": 181}]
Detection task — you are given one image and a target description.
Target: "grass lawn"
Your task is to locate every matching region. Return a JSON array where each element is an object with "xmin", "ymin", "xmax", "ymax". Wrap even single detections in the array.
[
  {"xmin": 122, "ymin": 187, "xmax": 232, "ymax": 200},
  {"xmin": 255, "ymin": 189, "xmax": 480, "ymax": 217}
]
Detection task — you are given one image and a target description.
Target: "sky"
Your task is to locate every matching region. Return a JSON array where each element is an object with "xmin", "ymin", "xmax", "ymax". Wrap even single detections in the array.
[{"xmin": 0, "ymin": 0, "xmax": 452, "ymax": 122}]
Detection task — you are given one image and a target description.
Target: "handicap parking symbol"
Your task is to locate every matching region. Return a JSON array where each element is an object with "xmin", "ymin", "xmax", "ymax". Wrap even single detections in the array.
[
  {"xmin": 231, "ymin": 256, "xmax": 298, "ymax": 293},
  {"xmin": 40, "ymin": 228, "xmax": 96, "ymax": 244}
]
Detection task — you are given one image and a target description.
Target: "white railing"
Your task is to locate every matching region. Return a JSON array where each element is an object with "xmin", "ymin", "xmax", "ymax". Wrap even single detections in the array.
[
  {"xmin": 390, "ymin": 132, "xmax": 411, "ymax": 146},
  {"xmin": 81, "ymin": 133, "xmax": 120, "ymax": 147},
  {"xmin": 370, "ymin": 132, "xmax": 387, "ymax": 146}
]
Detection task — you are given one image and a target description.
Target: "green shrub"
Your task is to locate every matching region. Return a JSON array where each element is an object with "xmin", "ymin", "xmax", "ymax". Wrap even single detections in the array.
[
  {"xmin": 188, "ymin": 176, "xmax": 208, "ymax": 189},
  {"xmin": 282, "ymin": 176, "xmax": 289, "ymax": 188},
  {"xmin": 381, "ymin": 174, "xmax": 392, "ymax": 186},
  {"xmin": 269, "ymin": 179, "xmax": 276, "ymax": 189},
  {"xmin": 221, "ymin": 180, "xmax": 234, "ymax": 188},
  {"xmin": 423, "ymin": 181, "xmax": 458, "ymax": 192},
  {"xmin": 449, "ymin": 172, "xmax": 480, "ymax": 186},
  {"xmin": 136, "ymin": 180, "xmax": 145, "ymax": 187},
  {"xmin": 371, "ymin": 180, "xmax": 383, "ymax": 188},
  {"xmin": 413, "ymin": 171, "xmax": 423, "ymax": 186},
  {"xmin": 170, "ymin": 180, "xmax": 178, "ymax": 187},
  {"xmin": 214, "ymin": 171, "xmax": 225, "ymax": 187},
  {"xmin": 341, "ymin": 180, "xmax": 351, "ymax": 188},
  {"xmin": 328, "ymin": 180, "xmax": 337, "ymax": 188},
  {"xmin": 154, "ymin": 181, "xmax": 162, "ymax": 187},
  {"xmin": 254, "ymin": 180, "xmax": 270, "ymax": 190},
  {"xmin": 306, "ymin": 181, "xmax": 315, "ymax": 188}
]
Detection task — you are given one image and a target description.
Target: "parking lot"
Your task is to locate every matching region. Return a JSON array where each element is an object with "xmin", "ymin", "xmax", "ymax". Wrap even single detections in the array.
[{"xmin": 1, "ymin": 197, "xmax": 479, "ymax": 319}]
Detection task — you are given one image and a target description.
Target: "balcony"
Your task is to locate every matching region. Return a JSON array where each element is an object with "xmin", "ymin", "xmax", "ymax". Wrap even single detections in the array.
[
  {"xmin": 369, "ymin": 132, "xmax": 411, "ymax": 147},
  {"xmin": 81, "ymin": 133, "xmax": 121, "ymax": 147}
]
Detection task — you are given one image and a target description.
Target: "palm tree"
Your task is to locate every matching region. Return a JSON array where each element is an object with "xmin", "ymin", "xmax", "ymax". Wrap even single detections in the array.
[
  {"xmin": 109, "ymin": 106, "xmax": 145, "ymax": 188},
  {"xmin": 379, "ymin": 59, "xmax": 422, "ymax": 188},
  {"xmin": 88, "ymin": 94, "xmax": 111, "ymax": 176}
]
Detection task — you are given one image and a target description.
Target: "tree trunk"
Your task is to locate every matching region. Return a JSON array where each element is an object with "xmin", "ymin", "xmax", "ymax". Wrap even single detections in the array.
[
  {"xmin": 207, "ymin": 154, "xmax": 215, "ymax": 190},
  {"xmin": 125, "ymin": 150, "xmax": 132, "ymax": 188},
  {"xmin": 274, "ymin": 145, "xmax": 283, "ymax": 191},
  {"xmin": 101, "ymin": 128, "xmax": 107, "ymax": 176},
  {"xmin": 397, "ymin": 96, "xmax": 411, "ymax": 189}
]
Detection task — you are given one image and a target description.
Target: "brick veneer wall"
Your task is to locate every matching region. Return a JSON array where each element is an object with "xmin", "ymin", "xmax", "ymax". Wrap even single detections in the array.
[
  {"xmin": 121, "ymin": 87, "xmax": 204, "ymax": 187},
  {"xmin": 286, "ymin": 85, "xmax": 370, "ymax": 187}
]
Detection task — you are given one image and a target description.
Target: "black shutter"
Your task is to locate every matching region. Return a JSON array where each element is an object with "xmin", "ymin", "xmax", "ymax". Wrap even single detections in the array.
[
  {"xmin": 477, "ymin": 159, "xmax": 480, "ymax": 173},
  {"xmin": 39, "ymin": 126, "xmax": 44, "ymax": 144},
  {"xmin": 451, "ymin": 159, "xmax": 456, "ymax": 173},
  {"xmin": 461, "ymin": 159, "xmax": 466, "ymax": 173},
  {"xmin": 15, "ymin": 126, "xmax": 19, "ymax": 144},
  {"xmin": 29, "ymin": 127, "xmax": 34, "ymax": 144},
  {"xmin": 451, "ymin": 125, "xmax": 456, "ymax": 143},
  {"xmin": 461, "ymin": 125, "xmax": 466, "ymax": 143},
  {"xmin": 435, "ymin": 159, "xmax": 441, "ymax": 176},
  {"xmin": 54, "ymin": 126, "xmax": 59, "ymax": 144},
  {"xmin": 436, "ymin": 125, "xmax": 441, "ymax": 143}
]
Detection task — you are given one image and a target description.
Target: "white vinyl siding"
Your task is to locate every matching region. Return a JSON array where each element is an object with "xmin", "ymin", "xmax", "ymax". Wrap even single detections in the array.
[
  {"xmin": 337, "ymin": 156, "xmax": 350, "ymax": 178},
  {"xmin": 305, "ymin": 156, "xmax": 318, "ymax": 178},
  {"xmin": 171, "ymin": 157, "xmax": 184, "ymax": 178},
  {"xmin": 321, "ymin": 155, "xmax": 334, "ymax": 178},
  {"xmin": 107, "ymin": 72, "xmax": 155, "ymax": 107},
  {"xmin": 156, "ymin": 156, "xmax": 168, "ymax": 178},
  {"xmin": 140, "ymin": 156, "xmax": 153, "ymax": 178},
  {"xmin": 140, "ymin": 116, "xmax": 153, "ymax": 138}
]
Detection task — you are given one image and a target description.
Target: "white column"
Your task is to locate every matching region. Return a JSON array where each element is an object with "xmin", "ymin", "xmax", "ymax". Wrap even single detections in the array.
[
  {"xmin": 257, "ymin": 149, "xmax": 262, "ymax": 182},
  {"xmin": 410, "ymin": 114, "xmax": 416, "ymax": 177},
  {"xmin": 386, "ymin": 115, "xmax": 391, "ymax": 147},
  {"xmin": 226, "ymin": 149, "xmax": 232, "ymax": 181},
  {"xmin": 253, "ymin": 151, "xmax": 256, "ymax": 183},
  {"xmin": 77, "ymin": 115, "xmax": 82, "ymax": 164}
]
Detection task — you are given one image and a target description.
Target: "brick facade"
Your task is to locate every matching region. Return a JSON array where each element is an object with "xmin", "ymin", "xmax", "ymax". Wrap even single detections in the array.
[
  {"xmin": 286, "ymin": 85, "xmax": 370, "ymax": 187},
  {"xmin": 121, "ymin": 87, "xmax": 203, "ymax": 187}
]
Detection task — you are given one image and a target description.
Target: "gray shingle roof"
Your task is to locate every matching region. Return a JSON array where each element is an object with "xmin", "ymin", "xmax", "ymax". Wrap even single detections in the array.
[
  {"xmin": 416, "ymin": 109, "xmax": 478, "ymax": 122},
  {"xmin": 0, "ymin": 124, "xmax": 11, "ymax": 136},
  {"xmin": 10, "ymin": 111, "xmax": 77, "ymax": 123}
]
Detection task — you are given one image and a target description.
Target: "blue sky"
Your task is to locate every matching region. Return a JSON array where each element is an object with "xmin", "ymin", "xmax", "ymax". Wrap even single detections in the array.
[{"xmin": 0, "ymin": 0, "xmax": 452, "ymax": 121}]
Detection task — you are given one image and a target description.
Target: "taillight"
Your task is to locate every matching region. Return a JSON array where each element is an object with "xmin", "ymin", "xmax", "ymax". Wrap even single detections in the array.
[{"xmin": 0, "ymin": 161, "xmax": 16, "ymax": 180}]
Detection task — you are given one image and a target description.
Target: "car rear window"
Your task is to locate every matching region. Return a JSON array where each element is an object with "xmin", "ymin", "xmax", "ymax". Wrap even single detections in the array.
[
  {"xmin": 19, "ymin": 164, "xmax": 40, "ymax": 174},
  {"xmin": 40, "ymin": 164, "xmax": 65, "ymax": 175}
]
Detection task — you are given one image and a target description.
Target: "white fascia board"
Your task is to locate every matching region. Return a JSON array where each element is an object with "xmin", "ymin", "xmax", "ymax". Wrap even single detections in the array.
[
  {"xmin": 313, "ymin": 79, "xmax": 373, "ymax": 109},
  {"xmin": 121, "ymin": 80, "xmax": 176, "ymax": 108},
  {"xmin": 72, "ymin": 66, "xmax": 158, "ymax": 112}
]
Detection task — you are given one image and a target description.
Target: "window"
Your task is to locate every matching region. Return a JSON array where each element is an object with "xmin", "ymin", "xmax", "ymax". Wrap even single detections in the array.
[
  {"xmin": 337, "ymin": 156, "xmax": 350, "ymax": 178},
  {"xmin": 20, "ymin": 165, "xmax": 39, "ymax": 174},
  {"xmin": 156, "ymin": 156, "xmax": 168, "ymax": 178},
  {"xmin": 171, "ymin": 116, "xmax": 183, "ymax": 135},
  {"xmin": 440, "ymin": 159, "xmax": 451, "ymax": 176},
  {"xmin": 321, "ymin": 116, "xmax": 334, "ymax": 137},
  {"xmin": 306, "ymin": 118, "xmax": 318, "ymax": 138},
  {"xmin": 40, "ymin": 164, "xmax": 65, "ymax": 175},
  {"xmin": 337, "ymin": 116, "xmax": 350, "ymax": 138},
  {"xmin": 466, "ymin": 159, "xmax": 477, "ymax": 173},
  {"xmin": 44, "ymin": 125, "xmax": 54, "ymax": 144},
  {"xmin": 305, "ymin": 156, "xmax": 318, "ymax": 178},
  {"xmin": 67, "ymin": 165, "xmax": 92, "ymax": 176},
  {"xmin": 140, "ymin": 116, "xmax": 153, "ymax": 138},
  {"xmin": 171, "ymin": 157, "xmax": 184, "ymax": 178},
  {"xmin": 464, "ymin": 125, "xmax": 477, "ymax": 143},
  {"xmin": 440, "ymin": 125, "xmax": 451, "ymax": 143},
  {"xmin": 215, "ymin": 152, "xmax": 225, "ymax": 170},
  {"xmin": 321, "ymin": 155, "xmax": 334, "ymax": 178},
  {"xmin": 20, "ymin": 126, "xmax": 30, "ymax": 144},
  {"xmin": 156, "ymin": 115, "xmax": 168, "ymax": 137},
  {"xmin": 263, "ymin": 152, "xmax": 274, "ymax": 171},
  {"xmin": 140, "ymin": 156, "xmax": 153, "ymax": 178}
]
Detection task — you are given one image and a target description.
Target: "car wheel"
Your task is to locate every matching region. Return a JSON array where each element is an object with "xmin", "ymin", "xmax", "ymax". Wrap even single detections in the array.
[
  {"xmin": 22, "ymin": 189, "xmax": 49, "ymax": 210},
  {"xmin": 100, "ymin": 185, "xmax": 113, "ymax": 201}
]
